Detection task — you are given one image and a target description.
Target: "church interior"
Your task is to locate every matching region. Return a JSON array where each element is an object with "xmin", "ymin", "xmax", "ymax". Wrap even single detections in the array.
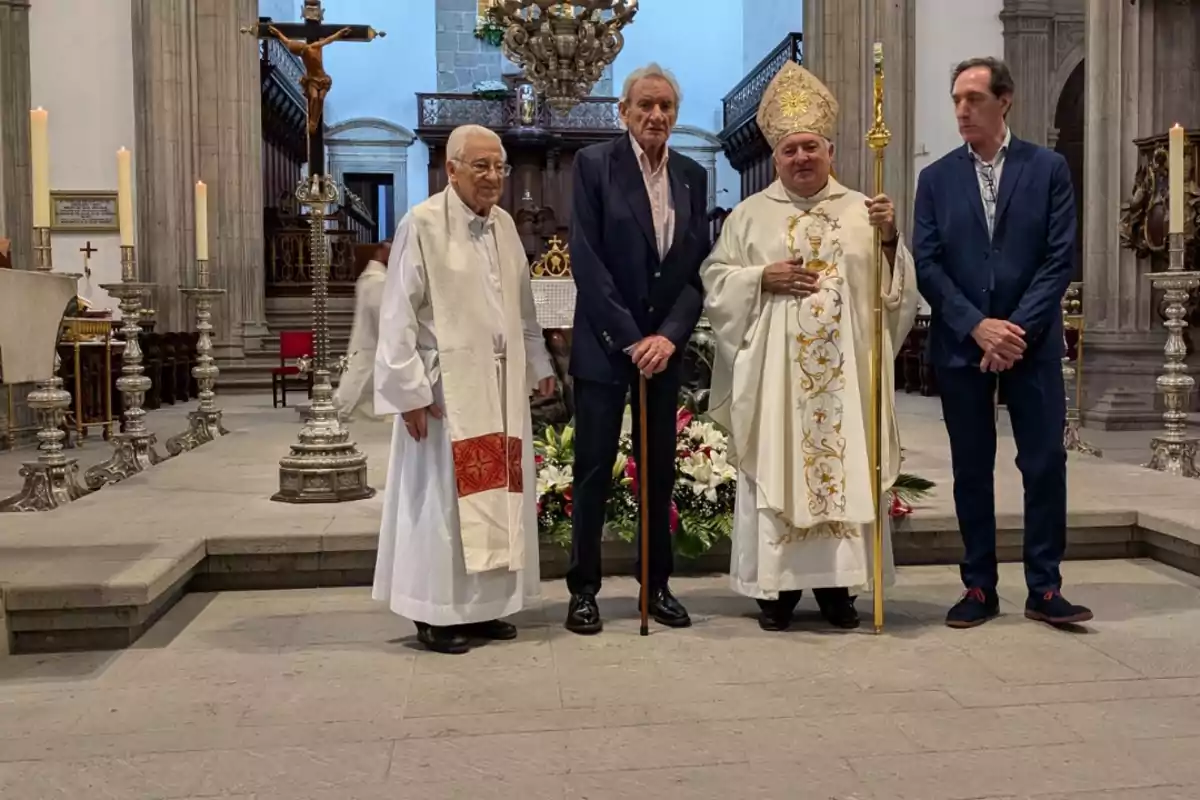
[{"xmin": 2, "ymin": 0, "xmax": 1200, "ymax": 796}]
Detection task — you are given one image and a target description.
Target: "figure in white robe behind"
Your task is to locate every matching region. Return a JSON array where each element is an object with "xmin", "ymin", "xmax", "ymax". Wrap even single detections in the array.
[
  {"xmin": 334, "ymin": 240, "xmax": 390, "ymax": 422},
  {"xmin": 373, "ymin": 124, "xmax": 556, "ymax": 655},
  {"xmin": 701, "ymin": 62, "xmax": 921, "ymax": 632}
]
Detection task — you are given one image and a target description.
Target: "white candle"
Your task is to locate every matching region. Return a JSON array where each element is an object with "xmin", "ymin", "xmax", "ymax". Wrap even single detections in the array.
[
  {"xmin": 1169, "ymin": 124, "xmax": 1185, "ymax": 234},
  {"xmin": 194, "ymin": 180, "xmax": 209, "ymax": 261},
  {"xmin": 30, "ymin": 108, "xmax": 50, "ymax": 228},
  {"xmin": 117, "ymin": 147, "xmax": 134, "ymax": 246}
]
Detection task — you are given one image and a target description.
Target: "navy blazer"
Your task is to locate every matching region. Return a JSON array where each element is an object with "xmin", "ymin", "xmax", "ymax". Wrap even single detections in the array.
[
  {"xmin": 567, "ymin": 134, "xmax": 709, "ymax": 384},
  {"xmin": 913, "ymin": 136, "xmax": 1077, "ymax": 369}
]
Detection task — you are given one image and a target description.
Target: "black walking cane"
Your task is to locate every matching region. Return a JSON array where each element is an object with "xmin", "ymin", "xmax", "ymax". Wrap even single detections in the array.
[{"xmin": 638, "ymin": 372, "xmax": 650, "ymax": 637}]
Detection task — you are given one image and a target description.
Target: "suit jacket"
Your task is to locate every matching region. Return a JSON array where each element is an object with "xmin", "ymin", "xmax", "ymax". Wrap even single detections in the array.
[
  {"xmin": 913, "ymin": 136, "xmax": 1077, "ymax": 369},
  {"xmin": 568, "ymin": 133, "xmax": 709, "ymax": 384}
]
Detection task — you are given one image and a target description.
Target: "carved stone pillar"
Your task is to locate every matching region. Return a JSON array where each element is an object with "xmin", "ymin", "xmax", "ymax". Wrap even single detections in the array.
[
  {"xmin": 1000, "ymin": 0, "xmax": 1054, "ymax": 145},
  {"xmin": 0, "ymin": 0, "xmax": 32, "ymax": 270},
  {"xmin": 130, "ymin": 0, "xmax": 264, "ymax": 359},
  {"xmin": 801, "ymin": 0, "xmax": 916, "ymax": 236}
]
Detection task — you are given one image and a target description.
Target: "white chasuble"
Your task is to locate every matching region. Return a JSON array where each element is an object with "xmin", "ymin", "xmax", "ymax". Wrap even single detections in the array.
[
  {"xmin": 372, "ymin": 187, "xmax": 554, "ymax": 626},
  {"xmin": 701, "ymin": 178, "xmax": 920, "ymax": 598}
]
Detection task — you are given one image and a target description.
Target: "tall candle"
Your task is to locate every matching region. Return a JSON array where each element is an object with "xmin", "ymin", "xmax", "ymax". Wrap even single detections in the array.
[
  {"xmin": 1169, "ymin": 123, "xmax": 1185, "ymax": 234},
  {"xmin": 30, "ymin": 108, "xmax": 50, "ymax": 228},
  {"xmin": 194, "ymin": 180, "xmax": 209, "ymax": 261},
  {"xmin": 117, "ymin": 147, "xmax": 134, "ymax": 246}
]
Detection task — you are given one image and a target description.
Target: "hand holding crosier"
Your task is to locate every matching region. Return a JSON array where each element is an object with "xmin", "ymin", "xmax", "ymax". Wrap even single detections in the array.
[{"xmin": 864, "ymin": 194, "xmax": 897, "ymax": 242}]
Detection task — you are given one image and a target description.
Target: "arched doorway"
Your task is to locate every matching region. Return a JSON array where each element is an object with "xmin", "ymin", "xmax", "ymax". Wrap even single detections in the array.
[{"xmin": 1053, "ymin": 60, "xmax": 1085, "ymax": 281}]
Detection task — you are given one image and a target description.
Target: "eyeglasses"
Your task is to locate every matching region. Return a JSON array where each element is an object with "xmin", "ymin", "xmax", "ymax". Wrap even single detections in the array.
[{"xmin": 454, "ymin": 159, "xmax": 512, "ymax": 177}]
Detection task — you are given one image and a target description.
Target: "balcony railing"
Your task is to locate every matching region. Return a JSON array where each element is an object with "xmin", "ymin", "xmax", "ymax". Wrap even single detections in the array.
[
  {"xmin": 416, "ymin": 92, "xmax": 622, "ymax": 135},
  {"xmin": 260, "ymin": 36, "xmax": 306, "ymax": 112},
  {"xmin": 720, "ymin": 33, "xmax": 803, "ymax": 136}
]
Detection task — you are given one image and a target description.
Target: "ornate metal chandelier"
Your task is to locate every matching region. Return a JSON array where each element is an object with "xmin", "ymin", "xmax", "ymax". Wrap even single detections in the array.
[{"xmin": 487, "ymin": 0, "xmax": 638, "ymax": 112}]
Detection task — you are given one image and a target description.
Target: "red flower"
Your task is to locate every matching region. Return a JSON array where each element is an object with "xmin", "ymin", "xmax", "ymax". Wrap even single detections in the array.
[
  {"xmin": 535, "ymin": 454, "xmax": 544, "ymax": 466},
  {"xmin": 564, "ymin": 502, "xmax": 573, "ymax": 517},
  {"xmin": 624, "ymin": 456, "xmax": 639, "ymax": 493},
  {"xmin": 669, "ymin": 502, "xmax": 680, "ymax": 533},
  {"xmin": 562, "ymin": 486, "xmax": 573, "ymax": 503},
  {"xmin": 676, "ymin": 407, "xmax": 694, "ymax": 435},
  {"xmin": 888, "ymin": 493, "xmax": 913, "ymax": 518},
  {"xmin": 536, "ymin": 499, "xmax": 543, "ymax": 515}
]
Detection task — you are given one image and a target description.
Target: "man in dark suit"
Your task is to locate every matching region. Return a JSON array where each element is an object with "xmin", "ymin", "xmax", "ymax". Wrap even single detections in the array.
[
  {"xmin": 565, "ymin": 63, "xmax": 709, "ymax": 634},
  {"xmin": 913, "ymin": 56, "xmax": 1093, "ymax": 630}
]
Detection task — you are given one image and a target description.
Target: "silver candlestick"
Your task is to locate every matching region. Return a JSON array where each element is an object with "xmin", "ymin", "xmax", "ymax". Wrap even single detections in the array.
[
  {"xmin": 166, "ymin": 259, "xmax": 228, "ymax": 455},
  {"xmin": 1, "ymin": 227, "xmax": 90, "ymax": 512},
  {"xmin": 1061, "ymin": 283, "xmax": 1101, "ymax": 457},
  {"xmin": 272, "ymin": 174, "xmax": 373, "ymax": 503},
  {"xmin": 85, "ymin": 245, "xmax": 164, "ymax": 488},
  {"xmin": 1144, "ymin": 232, "xmax": 1200, "ymax": 477}
]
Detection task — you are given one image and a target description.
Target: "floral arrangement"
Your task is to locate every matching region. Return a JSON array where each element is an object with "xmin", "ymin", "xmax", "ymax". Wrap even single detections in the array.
[
  {"xmin": 473, "ymin": 15, "xmax": 506, "ymax": 47},
  {"xmin": 534, "ymin": 407, "xmax": 934, "ymax": 558},
  {"xmin": 471, "ymin": 79, "xmax": 509, "ymax": 101}
]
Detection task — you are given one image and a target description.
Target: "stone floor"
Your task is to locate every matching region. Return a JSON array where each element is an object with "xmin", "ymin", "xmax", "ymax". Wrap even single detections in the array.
[{"xmin": 2, "ymin": 562, "xmax": 1200, "ymax": 799}]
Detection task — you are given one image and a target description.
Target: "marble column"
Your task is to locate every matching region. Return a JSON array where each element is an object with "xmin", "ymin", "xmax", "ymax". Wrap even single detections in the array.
[
  {"xmin": 801, "ymin": 0, "xmax": 916, "ymax": 237},
  {"xmin": 0, "ymin": 0, "xmax": 32, "ymax": 270},
  {"xmin": 130, "ymin": 0, "xmax": 265, "ymax": 359},
  {"xmin": 1000, "ymin": 0, "xmax": 1054, "ymax": 145},
  {"xmin": 1080, "ymin": 0, "xmax": 1200, "ymax": 429}
]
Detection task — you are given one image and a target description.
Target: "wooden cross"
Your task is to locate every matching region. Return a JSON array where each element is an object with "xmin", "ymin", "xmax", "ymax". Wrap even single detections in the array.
[
  {"xmin": 79, "ymin": 241, "xmax": 97, "ymax": 276},
  {"xmin": 242, "ymin": 0, "xmax": 384, "ymax": 176}
]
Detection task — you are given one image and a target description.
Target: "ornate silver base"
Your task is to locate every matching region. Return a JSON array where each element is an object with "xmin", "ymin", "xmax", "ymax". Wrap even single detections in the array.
[
  {"xmin": 1146, "ymin": 436, "xmax": 1199, "ymax": 478},
  {"xmin": 84, "ymin": 433, "xmax": 166, "ymax": 490},
  {"xmin": 272, "ymin": 377, "xmax": 373, "ymax": 503},
  {"xmin": 165, "ymin": 410, "xmax": 227, "ymax": 456},
  {"xmin": 1064, "ymin": 417, "xmax": 1103, "ymax": 457},
  {"xmin": 0, "ymin": 460, "xmax": 89, "ymax": 512}
]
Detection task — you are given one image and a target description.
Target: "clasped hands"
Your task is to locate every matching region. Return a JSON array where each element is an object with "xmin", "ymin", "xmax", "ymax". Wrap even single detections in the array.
[
  {"xmin": 973, "ymin": 318, "xmax": 1026, "ymax": 372},
  {"xmin": 402, "ymin": 376, "xmax": 556, "ymax": 441}
]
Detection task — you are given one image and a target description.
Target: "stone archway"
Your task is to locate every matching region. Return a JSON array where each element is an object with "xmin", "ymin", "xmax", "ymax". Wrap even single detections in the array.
[
  {"xmin": 1001, "ymin": 0, "xmax": 1084, "ymax": 145},
  {"xmin": 670, "ymin": 125, "xmax": 723, "ymax": 212},
  {"xmin": 1052, "ymin": 59, "xmax": 1085, "ymax": 281},
  {"xmin": 325, "ymin": 117, "xmax": 416, "ymax": 230}
]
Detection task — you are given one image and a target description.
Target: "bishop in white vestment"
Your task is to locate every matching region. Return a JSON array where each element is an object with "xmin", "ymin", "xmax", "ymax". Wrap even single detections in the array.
[
  {"xmin": 373, "ymin": 125, "xmax": 556, "ymax": 654},
  {"xmin": 334, "ymin": 240, "xmax": 390, "ymax": 422},
  {"xmin": 701, "ymin": 62, "xmax": 921, "ymax": 632}
]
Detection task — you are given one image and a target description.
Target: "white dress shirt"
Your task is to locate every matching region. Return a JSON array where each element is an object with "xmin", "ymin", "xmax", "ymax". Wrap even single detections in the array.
[
  {"xmin": 629, "ymin": 133, "xmax": 675, "ymax": 258},
  {"xmin": 968, "ymin": 125, "xmax": 1012, "ymax": 238}
]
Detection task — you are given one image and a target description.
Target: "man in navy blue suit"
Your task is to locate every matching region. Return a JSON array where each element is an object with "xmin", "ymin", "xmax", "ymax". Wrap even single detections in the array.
[
  {"xmin": 914, "ymin": 57, "xmax": 1093, "ymax": 629},
  {"xmin": 564, "ymin": 63, "xmax": 709, "ymax": 634}
]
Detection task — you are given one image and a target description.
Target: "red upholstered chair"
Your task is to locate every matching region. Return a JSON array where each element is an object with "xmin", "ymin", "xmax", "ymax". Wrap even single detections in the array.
[{"xmin": 272, "ymin": 330, "xmax": 314, "ymax": 408}]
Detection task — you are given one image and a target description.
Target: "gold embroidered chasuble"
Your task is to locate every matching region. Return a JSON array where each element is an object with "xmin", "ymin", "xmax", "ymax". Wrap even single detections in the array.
[{"xmin": 700, "ymin": 178, "xmax": 920, "ymax": 595}]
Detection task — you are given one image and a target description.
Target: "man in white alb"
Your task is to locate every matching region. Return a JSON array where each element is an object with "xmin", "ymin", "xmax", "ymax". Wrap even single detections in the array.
[
  {"xmin": 373, "ymin": 124, "xmax": 556, "ymax": 654},
  {"xmin": 701, "ymin": 62, "xmax": 920, "ymax": 631},
  {"xmin": 334, "ymin": 239, "xmax": 390, "ymax": 421}
]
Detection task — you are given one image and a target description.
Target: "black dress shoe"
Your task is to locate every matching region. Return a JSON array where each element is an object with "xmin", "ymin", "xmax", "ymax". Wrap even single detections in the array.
[
  {"xmin": 814, "ymin": 588, "xmax": 860, "ymax": 629},
  {"xmin": 945, "ymin": 587, "xmax": 1000, "ymax": 629},
  {"xmin": 756, "ymin": 590, "xmax": 802, "ymax": 632},
  {"xmin": 565, "ymin": 593, "xmax": 603, "ymax": 635},
  {"xmin": 649, "ymin": 585, "xmax": 691, "ymax": 628},
  {"xmin": 415, "ymin": 622, "xmax": 470, "ymax": 654},
  {"xmin": 1025, "ymin": 590, "xmax": 1093, "ymax": 626},
  {"xmin": 461, "ymin": 619, "xmax": 518, "ymax": 640}
]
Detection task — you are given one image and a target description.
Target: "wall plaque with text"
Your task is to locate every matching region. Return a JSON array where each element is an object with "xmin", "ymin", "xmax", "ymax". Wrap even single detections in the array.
[{"xmin": 50, "ymin": 191, "xmax": 120, "ymax": 233}]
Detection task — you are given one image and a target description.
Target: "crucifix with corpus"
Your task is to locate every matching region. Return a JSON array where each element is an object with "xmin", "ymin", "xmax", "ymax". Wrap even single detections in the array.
[{"xmin": 241, "ymin": 0, "xmax": 385, "ymax": 175}]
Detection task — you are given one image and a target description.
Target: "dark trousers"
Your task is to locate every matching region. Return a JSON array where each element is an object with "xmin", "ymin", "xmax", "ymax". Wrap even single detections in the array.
[
  {"xmin": 567, "ymin": 370, "xmax": 681, "ymax": 595},
  {"xmin": 936, "ymin": 358, "xmax": 1067, "ymax": 594}
]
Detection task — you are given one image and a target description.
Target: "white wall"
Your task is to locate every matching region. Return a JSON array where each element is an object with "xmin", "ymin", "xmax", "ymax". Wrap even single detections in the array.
[
  {"xmin": 742, "ymin": 0, "xmax": 802, "ymax": 74},
  {"xmin": 613, "ymin": 0, "xmax": 745, "ymax": 205},
  {"xmin": 914, "ymin": 0, "xmax": 1005, "ymax": 174},
  {"xmin": 319, "ymin": 0, "xmax": 437, "ymax": 212},
  {"xmin": 30, "ymin": 0, "xmax": 136, "ymax": 316}
]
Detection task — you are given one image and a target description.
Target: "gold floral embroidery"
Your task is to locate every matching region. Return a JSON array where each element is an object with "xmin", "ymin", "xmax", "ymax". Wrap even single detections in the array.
[
  {"xmin": 785, "ymin": 205, "xmax": 851, "ymax": 522},
  {"xmin": 772, "ymin": 521, "xmax": 857, "ymax": 545}
]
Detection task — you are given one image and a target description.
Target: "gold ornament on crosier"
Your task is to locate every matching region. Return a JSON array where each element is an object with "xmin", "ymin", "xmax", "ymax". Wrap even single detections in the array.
[{"xmin": 757, "ymin": 61, "xmax": 839, "ymax": 148}]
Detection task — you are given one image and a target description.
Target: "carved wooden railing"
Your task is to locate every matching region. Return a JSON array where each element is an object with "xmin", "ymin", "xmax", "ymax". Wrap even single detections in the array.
[
  {"xmin": 416, "ymin": 92, "xmax": 622, "ymax": 137},
  {"xmin": 720, "ymin": 33, "xmax": 803, "ymax": 135},
  {"xmin": 265, "ymin": 226, "xmax": 361, "ymax": 296},
  {"xmin": 258, "ymin": 31, "xmax": 310, "ymax": 167}
]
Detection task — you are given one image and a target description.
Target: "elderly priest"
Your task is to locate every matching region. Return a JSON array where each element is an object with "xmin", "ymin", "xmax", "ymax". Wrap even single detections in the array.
[
  {"xmin": 700, "ymin": 62, "xmax": 920, "ymax": 632},
  {"xmin": 372, "ymin": 124, "xmax": 557, "ymax": 655}
]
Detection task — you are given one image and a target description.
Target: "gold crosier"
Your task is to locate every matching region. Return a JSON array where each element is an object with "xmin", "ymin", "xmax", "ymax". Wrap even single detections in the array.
[{"xmin": 866, "ymin": 43, "xmax": 890, "ymax": 634}]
